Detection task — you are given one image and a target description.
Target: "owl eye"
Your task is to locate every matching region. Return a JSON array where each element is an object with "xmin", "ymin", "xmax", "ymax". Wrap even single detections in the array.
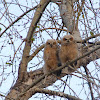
[
  {"xmin": 47, "ymin": 42, "xmax": 50, "ymax": 45},
  {"xmin": 69, "ymin": 37, "xmax": 73, "ymax": 41},
  {"xmin": 63, "ymin": 38, "xmax": 67, "ymax": 41}
]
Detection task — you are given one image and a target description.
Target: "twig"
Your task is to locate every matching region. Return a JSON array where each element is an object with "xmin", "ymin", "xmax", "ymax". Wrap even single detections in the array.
[
  {"xmin": 0, "ymin": 6, "xmax": 37, "ymax": 37},
  {"xmin": 62, "ymin": 75, "xmax": 68, "ymax": 92},
  {"xmin": 57, "ymin": 76, "xmax": 79, "ymax": 98},
  {"xmin": 76, "ymin": 33, "xmax": 100, "ymax": 43},
  {"xmin": 83, "ymin": 66, "xmax": 94, "ymax": 100},
  {"xmin": 0, "ymin": 93, "xmax": 6, "ymax": 98},
  {"xmin": 12, "ymin": 40, "xmax": 25, "ymax": 63},
  {"xmin": 28, "ymin": 44, "xmax": 45, "ymax": 62},
  {"xmin": 34, "ymin": 27, "xmax": 67, "ymax": 33}
]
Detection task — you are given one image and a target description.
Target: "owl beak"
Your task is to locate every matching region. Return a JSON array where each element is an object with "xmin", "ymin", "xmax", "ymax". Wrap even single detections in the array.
[
  {"xmin": 50, "ymin": 44, "xmax": 53, "ymax": 47},
  {"xmin": 66, "ymin": 40, "xmax": 70, "ymax": 43}
]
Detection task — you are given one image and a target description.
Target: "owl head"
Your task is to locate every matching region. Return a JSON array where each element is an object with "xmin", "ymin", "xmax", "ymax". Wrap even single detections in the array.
[
  {"xmin": 61, "ymin": 35, "xmax": 74, "ymax": 45},
  {"xmin": 45, "ymin": 39, "xmax": 58, "ymax": 49}
]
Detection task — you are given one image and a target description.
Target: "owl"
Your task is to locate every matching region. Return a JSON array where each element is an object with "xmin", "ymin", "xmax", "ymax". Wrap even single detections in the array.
[
  {"xmin": 59, "ymin": 35, "xmax": 78, "ymax": 69},
  {"xmin": 43, "ymin": 39, "xmax": 61, "ymax": 76}
]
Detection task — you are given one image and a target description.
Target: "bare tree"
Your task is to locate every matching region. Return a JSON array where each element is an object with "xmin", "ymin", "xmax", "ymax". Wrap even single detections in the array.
[{"xmin": 0, "ymin": 0, "xmax": 100, "ymax": 100}]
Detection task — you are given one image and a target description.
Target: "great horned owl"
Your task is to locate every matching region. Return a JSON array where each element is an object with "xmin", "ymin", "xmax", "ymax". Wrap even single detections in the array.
[
  {"xmin": 59, "ymin": 35, "xmax": 78, "ymax": 69},
  {"xmin": 43, "ymin": 39, "xmax": 61, "ymax": 76}
]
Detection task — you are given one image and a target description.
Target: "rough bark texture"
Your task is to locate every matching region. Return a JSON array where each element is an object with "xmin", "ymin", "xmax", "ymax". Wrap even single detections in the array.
[
  {"xmin": 5, "ymin": 0, "xmax": 100, "ymax": 100},
  {"xmin": 59, "ymin": 0, "xmax": 74, "ymax": 33}
]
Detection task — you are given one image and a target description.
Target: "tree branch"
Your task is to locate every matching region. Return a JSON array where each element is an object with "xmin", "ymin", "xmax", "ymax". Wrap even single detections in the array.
[
  {"xmin": 76, "ymin": 33, "xmax": 100, "ymax": 43},
  {"xmin": 33, "ymin": 88, "xmax": 82, "ymax": 100},
  {"xmin": 5, "ymin": 41, "xmax": 100, "ymax": 100},
  {"xmin": 83, "ymin": 66, "xmax": 94, "ymax": 100},
  {"xmin": 15, "ymin": 44, "xmax": 100, "ymax": 99},
  {"xmin": 17, "ymin": 0, "xmax": 51, "ymax": 82},
  {"xmin": 28, "ymin": 44, "xmax": 45, "ymax": 62},
  {"xmin": 0, "ymin": 6, "xmax": 37, "ymax": 37}
]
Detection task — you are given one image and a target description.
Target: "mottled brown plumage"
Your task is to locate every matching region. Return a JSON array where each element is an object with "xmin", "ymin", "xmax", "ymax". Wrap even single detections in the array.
[
  {"xmin": 43, "ymin": 39, "xmax": 61, "ymax": 76},
  {"xmin": 59, "ymin": 35, "xmax": 78, "ymax": 66}
]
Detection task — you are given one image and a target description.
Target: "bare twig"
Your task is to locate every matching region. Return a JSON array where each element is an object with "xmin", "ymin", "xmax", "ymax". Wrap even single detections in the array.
[
  {"xmin": 83, "ymin": 66, "xmax": 94, "ymax": 100},
  {"xmin": 28, "ymin": 44, "xmax": 45, "ymax": 62},
  {"xmin": 77, "ymin": 33, "xmax": 100, "ymax": 43},
  {"xmin": 0, "ymin": 6, "xmax": 37, "ymax": 37},
  {"xmin": 34, "ymin": 27, "xmax": 67, "ymax": 33}
]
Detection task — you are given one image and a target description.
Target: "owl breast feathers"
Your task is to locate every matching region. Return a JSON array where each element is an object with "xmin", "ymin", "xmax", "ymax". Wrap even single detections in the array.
[
  {"xmin": 59, "ymin": 35, "xmax": 78, "ymax": 66},
  {"xmin": 43, "ymin": 39, "xmax": 61, "ymax": 76}
]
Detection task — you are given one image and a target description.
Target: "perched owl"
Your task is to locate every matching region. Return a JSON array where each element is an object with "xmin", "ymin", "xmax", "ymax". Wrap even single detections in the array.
[
  {"xmin": 43, "ymin": 39, "xmax": 61, "ymax": 76},
  {"xmin": 59, "ymin": 35, "xmax": 78, "ymax": 69}
]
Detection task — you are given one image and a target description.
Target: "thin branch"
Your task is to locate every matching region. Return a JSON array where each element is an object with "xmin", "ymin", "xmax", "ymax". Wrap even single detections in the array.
[
  {"xmin": 0, "ymin": 93, "xmax": 6, "ymax": 98},
  {"xmin": 75, "ymin": 0, "xmax": 85, "ymax": 30},
  {"xmin": 0, "ymin": 2, "xmax": 9, "ymax": 20},
  {"xmin": 0, "ymin": 23, "xmax": 7, "ymax": 28},
  {"xmin": 12, "ymin": 40, "xmax": 25, "ymax": 63},
  {"xmin": 58, "ymin": 76, "xmax": 79, "ymax": 98},
  {"xmin": 89, "ymin": 0, "xmax": 99, "ymax": 33},
  {"xmin": 16, "ymin": 87, "xmax": 82, "ymax": 100},
  {"xmin": 82, "ymin": 34, "xmax": 100, "ymax": 43},
  {"xmin": 77, "ymin": 33, "xmax": 100, "ymax": 43},
  {"xmin": 34, "ymin": 27, "xmax": 67, "ymax": 33},
  {"xmin": 83, "ymin": 66, "xmax": 94, "ymax": 100},
  {"xmin": 28, "ymin": 44, "xmax": 45, "ymax": 62},
  {"xmin": 33, "ymin": 88, "xmax": 82, "ymax": 100},
  {"xmin": 0, "ymin": 6, "xmax": 37, "ymax": 37}
]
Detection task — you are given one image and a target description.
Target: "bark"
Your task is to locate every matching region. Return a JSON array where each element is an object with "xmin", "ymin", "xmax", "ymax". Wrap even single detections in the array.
[
  {"xmin": 17, "ymin": 0, "xmax": 51, "ymax": 82},
  {"xmin": 59, "ymin": 0, "xmax": 74, "ymax": 33}
]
